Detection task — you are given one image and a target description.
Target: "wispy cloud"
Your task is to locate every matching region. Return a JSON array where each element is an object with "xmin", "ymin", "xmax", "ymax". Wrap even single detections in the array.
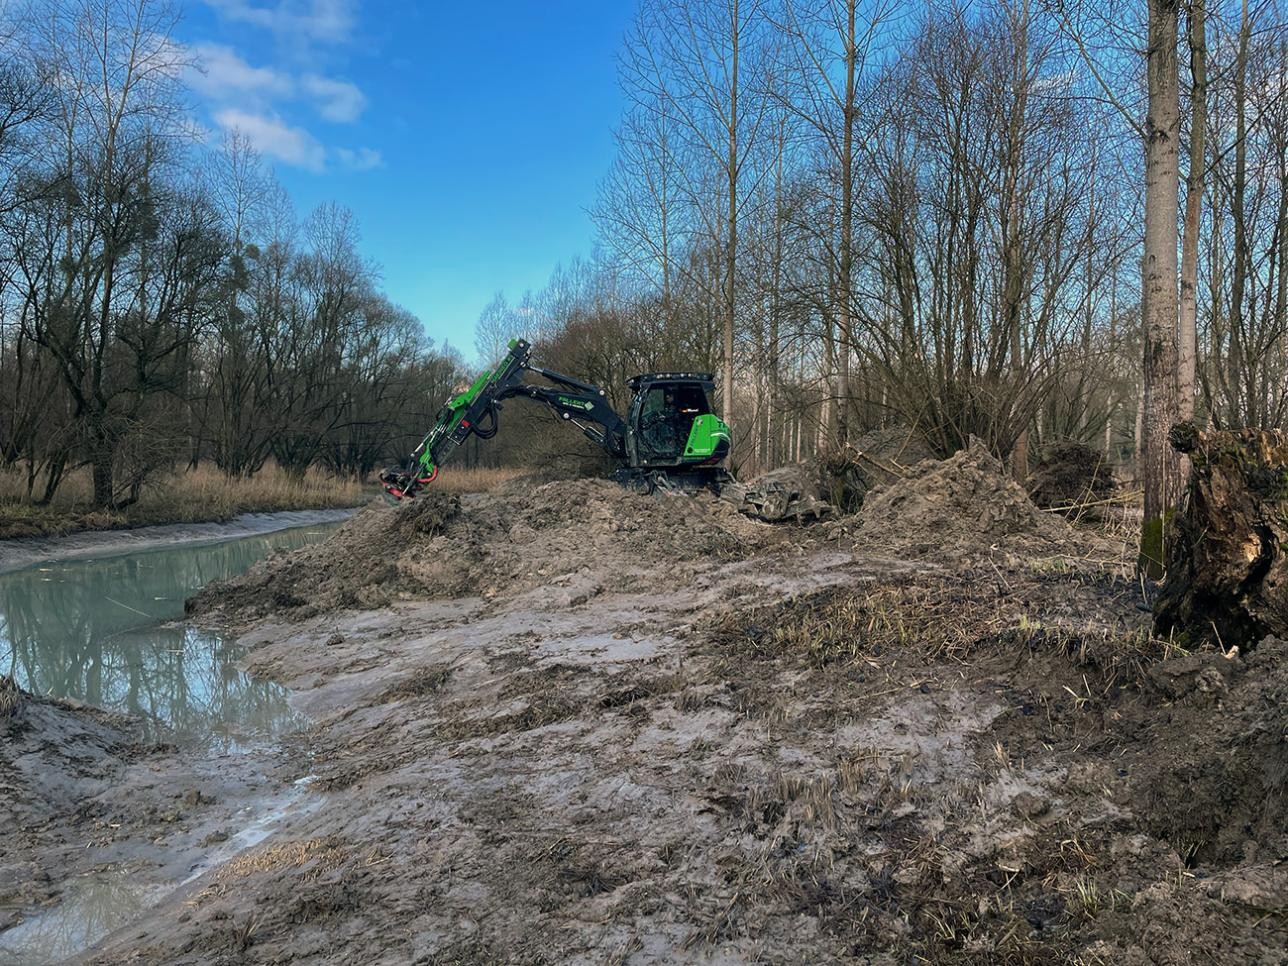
[
  {"xmin": 190, "ymin": 1, "xmax": 378, "ymax": 174},
  {"xmin": 213, "ymin": 108, "xmax": 327, "ymax": 171},
  {"xmin": 301, "ymin": 74, "xmax": 366, "ymax": 123},
  {"xmin": 334, "ymin": 146, "xmax": 382, "ymax": 171},
  {"xmin": 203, "ymin": 0, "xmax": 356, "ymax": 44},
  {"xmin": 186, "ymin": 43, "xmax": 293, "ymax": 103}
]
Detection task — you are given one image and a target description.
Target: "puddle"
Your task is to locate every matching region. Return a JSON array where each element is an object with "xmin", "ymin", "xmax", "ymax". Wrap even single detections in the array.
[
  {"xmin": 0, "ymin": 775, "xmax": 324, "ymax": 966},
  {"xmin": 0, "ymin": 525, "xmax": 340, "ymax": 751},
  {"xmin": 0, "ymin": 872, "xmax": 162, "ymax": 966}
]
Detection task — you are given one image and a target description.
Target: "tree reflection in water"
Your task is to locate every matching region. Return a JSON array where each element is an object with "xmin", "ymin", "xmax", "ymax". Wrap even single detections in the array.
[
  {"xmin": 0, "ymin": 869, "xmax": 154, "ymax": 965},
  {"xmin": 0, "ymin": 526, "xmax": 336, "ymax": 751}
]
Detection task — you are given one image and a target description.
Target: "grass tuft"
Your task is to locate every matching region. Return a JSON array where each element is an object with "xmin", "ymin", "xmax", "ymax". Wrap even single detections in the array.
[{"xmin": 0, "ymin": 675, "xmax": 20, "ymax": 717}]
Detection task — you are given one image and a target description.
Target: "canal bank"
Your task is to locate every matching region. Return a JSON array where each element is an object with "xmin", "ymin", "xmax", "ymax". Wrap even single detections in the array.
[{"xmin": 0, "ymin": 512, "xmax": 354, "ymax": 964}]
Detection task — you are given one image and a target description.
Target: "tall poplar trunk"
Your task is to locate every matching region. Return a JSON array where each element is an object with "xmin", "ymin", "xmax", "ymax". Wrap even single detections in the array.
[
  {"xmin": 1177, "ymin": 0, "xmax": 1206, "ymax": 425},
  {"xmin": 835, "ymin": 0, "xmax": 857, "ymax": 446},
  {"xmin": 1140, "ymin": 0, "xmax": 1183, "ymax": 577},
  {"xmin": 1004, "ymin": 1, "xmax": 1031, "ymax": 480},
  {"xmin": 722, "ymin": 0, "xmax": 739, "ymax": 427},
  {"xmin": 1230, "ymin": 0, "xmax": 1252, "ymax": 424}
]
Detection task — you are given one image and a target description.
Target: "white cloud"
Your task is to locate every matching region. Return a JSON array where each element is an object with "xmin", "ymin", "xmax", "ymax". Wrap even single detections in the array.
[
  {"xmin": 214, "ymin": 108, "xmax": 326, "ymax": 171},
  {"xmin": 191, "ymin": 1, "xmax": 376, "ymax": 175},
  {"xmin": 301, "ymin": 74, "xmax": 366, "ymax": 123},
  {"xmin": 187, "ymin": 43, "xmax": 294, "ymax": 103},
  {"xmin": 186, "ymin": 45, "xmax": 367, "ymax": 124},
  {"xmin": 204, "ymin": 0, "xmax": 356, "ymax": 44},
  {"xmin": 335, "ymin": 146, "xmax": 382, "ymax": 171}
]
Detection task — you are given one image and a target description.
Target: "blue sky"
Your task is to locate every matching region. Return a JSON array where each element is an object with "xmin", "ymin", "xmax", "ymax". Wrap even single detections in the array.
[{"xmin": 178, "ymin": 0, "xmax": 634, "ymax": 360}]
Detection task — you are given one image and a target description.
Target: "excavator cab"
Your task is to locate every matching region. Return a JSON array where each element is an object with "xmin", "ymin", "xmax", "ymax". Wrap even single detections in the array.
[{"xmin": 624, "ymin": 373, "xmax": 730, "ymax": 472}]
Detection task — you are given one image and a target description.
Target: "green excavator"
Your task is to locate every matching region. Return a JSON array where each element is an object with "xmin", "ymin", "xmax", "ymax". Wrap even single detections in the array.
[{"xmin": 379, "ymin": 338, "xmax": 828, "ymax": 521}]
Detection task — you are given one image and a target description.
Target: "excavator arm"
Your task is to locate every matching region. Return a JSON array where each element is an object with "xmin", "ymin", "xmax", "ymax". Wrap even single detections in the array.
[{"xmin": 380, "ymin": 339, "xmax": 626, "ymax": 500}]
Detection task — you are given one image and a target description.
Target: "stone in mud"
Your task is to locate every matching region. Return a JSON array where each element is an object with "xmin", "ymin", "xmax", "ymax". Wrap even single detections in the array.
[
  {"xmin": 1154, "ymin": 427, "xmax": 1288, "ymax": 649},
  {"xmin": 1145, "ymin": 653, "xmax": 1235, "ymax": 700},
  {"xmin": 1010, "ymin": 791, "xmax": 1049, "ymax": 819}
]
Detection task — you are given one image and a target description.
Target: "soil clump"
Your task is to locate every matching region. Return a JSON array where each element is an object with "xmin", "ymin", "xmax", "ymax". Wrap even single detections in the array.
[{"xmin": 1026, "ymin": 441, "xmax": 1117, "ymax": 515}]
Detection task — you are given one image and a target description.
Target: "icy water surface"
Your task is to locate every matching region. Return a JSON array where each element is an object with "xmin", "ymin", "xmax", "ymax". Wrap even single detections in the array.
[{"xmin": 0, "ymin": 523, "xmax": 340, "ymax": 750}]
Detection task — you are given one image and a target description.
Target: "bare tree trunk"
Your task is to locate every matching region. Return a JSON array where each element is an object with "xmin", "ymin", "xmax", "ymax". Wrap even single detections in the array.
[
  {"xmin": 722, "ymin": 0, "xmax": 740, "ymax": 427},
  {"xmin": 835, "ymin": 0, "xmax": 857, "ymax": 447},
  {"xmin": 1140, "ymin": 0, "xmax": 1183, "ymax": 577},
  {"xmin": 1003, "ymin": 0, "xmax": 1031, "ymax": 481},
  {"xmin": 1177, "ymin": 0, "xmax": 1206, "ymax": 428},
  {"xmin": 1230, "ymin": 0, "xmax": 1252, "ymax": 425}
]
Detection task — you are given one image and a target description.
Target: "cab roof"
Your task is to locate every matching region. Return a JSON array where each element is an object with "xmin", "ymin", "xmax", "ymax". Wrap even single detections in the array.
[{"xmin": 627, "ymin": 372, "xmax": 715, "ymax": 392}]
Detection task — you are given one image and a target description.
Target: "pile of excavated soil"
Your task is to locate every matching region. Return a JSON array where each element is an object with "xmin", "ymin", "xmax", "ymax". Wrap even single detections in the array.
[
  {"xmin": 1027, "ymin": 440, "xmax": 1116, "ymax": 513},
  {"xmin": 742, "ymin": 426, "xmax": 939, "ymax": 517},
  {"xmin": 190, "ymin": 478, "xmax": 768, "ymax": 623},
  {"xmin": 845, "ymin": 440, "xmax": 1080, "ymax": 557}
]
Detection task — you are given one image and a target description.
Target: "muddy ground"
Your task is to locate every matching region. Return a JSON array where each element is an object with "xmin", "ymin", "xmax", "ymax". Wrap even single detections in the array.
[{"xmin": 6, "ymin": 450, "xmax": 1288, "ymax": 964}]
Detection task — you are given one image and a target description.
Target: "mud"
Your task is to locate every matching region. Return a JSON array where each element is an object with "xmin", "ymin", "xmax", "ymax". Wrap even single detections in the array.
[
  {"xmin": 9, "ymin": 453, "xmax": 1288, "ymax": 964},
  {"xmin": 189, "ymin": 478, "xmax": 777, "ymax": 622},
  {"xmin": 0, "ymin": 681, "xmax": 316, "ymax": 963}
]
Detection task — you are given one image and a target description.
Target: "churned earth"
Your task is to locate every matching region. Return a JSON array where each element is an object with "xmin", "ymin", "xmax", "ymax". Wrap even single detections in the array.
[{"xmin": 5, "ymin": 455, "xmax": 1287, "ymax": 964}]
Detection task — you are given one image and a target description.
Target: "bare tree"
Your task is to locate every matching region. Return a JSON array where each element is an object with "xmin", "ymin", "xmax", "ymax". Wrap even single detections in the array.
[{"xmin": 1139, "ymin": 0, "xmax": 1183, "ymax": 575}]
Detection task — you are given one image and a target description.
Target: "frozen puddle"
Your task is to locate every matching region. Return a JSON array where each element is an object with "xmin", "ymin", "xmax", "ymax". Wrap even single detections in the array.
[{"xmin": 0, "ymin": 776, "xmax": 322, "ymax": 965}]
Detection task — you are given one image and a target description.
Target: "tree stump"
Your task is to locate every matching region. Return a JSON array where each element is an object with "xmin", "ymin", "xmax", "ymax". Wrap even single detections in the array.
[{"xmin": 1154, "ymin": 426, "xmax": 1288, "ymax": 649}]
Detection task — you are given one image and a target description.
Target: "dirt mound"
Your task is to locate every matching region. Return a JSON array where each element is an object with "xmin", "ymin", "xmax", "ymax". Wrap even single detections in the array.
[
  {"xmin": 1027, "ymin": 440, "xmax": 1116, "ymax": 513},
  {"xmin": 850, "ymin": 439, "xmax": 1076, "ymax": 555},
  {"xmin": 819, "ymin": 425, "xmax": 938, "ymax": 512},
  {"xmin": 851, "ymin": 423, "xmax": 938, "ymax": 472},
  {"xmin": 739, "ymin": 425, "xmax": 937, "ymax": 517},
  {"xmin": 189, "ymin": 478, "xmax": 763, "ymax": 622}
]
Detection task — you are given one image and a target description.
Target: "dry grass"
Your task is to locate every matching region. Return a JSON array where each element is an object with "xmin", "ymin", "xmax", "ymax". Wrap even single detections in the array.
[
  {"xmin": 215, "ymin": 836, "xmax": 347, "ymax": 882},
  {"xmin": 713, "ymin": 563, "xmax": 1175, "ymax": 693},
  {"xmin": 428, "ymin": 465, "xmax": 525, "ymax": 493},
  {"xmin": 0, "ymin": 675, "xmax": 20, "ymax": 717},
  {"xmin": 0, "ymin": 464, "xmax": 520, "ymax": 540},
  {"xmin": 0, "ymin": 463, "xmax": 368, "ymax": 539},
  {"xmin": 376, "ymin": 664, "xmax": 453, "ymax": 703}
]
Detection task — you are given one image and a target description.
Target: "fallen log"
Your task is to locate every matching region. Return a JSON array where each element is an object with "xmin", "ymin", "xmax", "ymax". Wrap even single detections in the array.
[{"xmin": 1154, "ymin": 425, "xmax": 1288, "ymax": 649}]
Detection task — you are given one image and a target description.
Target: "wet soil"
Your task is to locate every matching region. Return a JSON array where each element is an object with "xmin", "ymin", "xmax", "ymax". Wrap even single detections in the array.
[
  {"xmin": 0, "ymin": 686, "xmax": 317, "ymax": 963},
  {"xmin": 8, "ymin": 470, "xmax": 1288, "ymax": 963}
]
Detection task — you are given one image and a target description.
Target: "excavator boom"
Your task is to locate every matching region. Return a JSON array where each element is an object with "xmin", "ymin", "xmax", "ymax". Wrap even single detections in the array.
[{"xmin": 381, "ymin": 339, "xmax": 627, "ymax": 500}]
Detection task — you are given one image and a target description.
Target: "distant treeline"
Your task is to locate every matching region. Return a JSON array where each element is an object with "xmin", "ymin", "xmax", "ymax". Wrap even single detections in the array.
[
  {"xmin": 472, "ymin": 0, "xmax": 1288, "ymax": 494},
  {"xmin": 0, "ymin": 1, "xmax": 465, "ymax": 509}
]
